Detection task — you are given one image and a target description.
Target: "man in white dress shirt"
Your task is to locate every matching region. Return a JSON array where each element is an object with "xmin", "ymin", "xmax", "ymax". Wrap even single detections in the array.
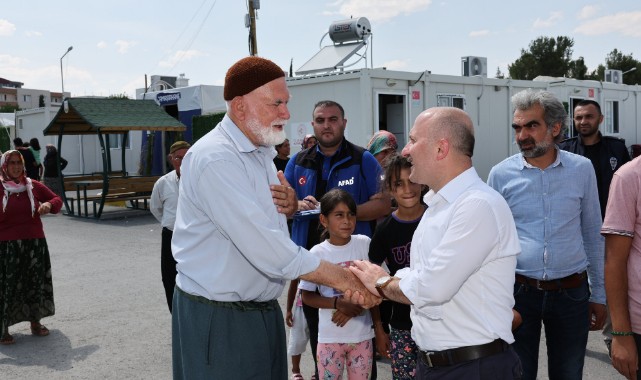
[
  {"xmin": 150, "ymin": 140, "xmax": 190, "ymax": 313},
  {"xmin": 347, "ymin": 107, "xmax": 523, "ymax": 379}
]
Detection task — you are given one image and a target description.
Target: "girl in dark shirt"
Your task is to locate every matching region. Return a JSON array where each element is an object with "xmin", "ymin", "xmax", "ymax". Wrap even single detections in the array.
[{"xmin": 368, "ymin": 155, "xmax": 426, "ymax": 379}]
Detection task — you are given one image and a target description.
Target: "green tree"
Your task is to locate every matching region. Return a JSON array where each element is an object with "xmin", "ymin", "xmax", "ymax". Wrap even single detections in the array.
[
  {"xmin": 508, "ymin": 52, "xmax": 537, "ymax": 80},
  {"xmin": 509, "ymin": 36, "xmax": 584, "ymax": 80},
  {"xmin": 568, "ymin": 57, "xmax": 589, "ymax": 80},
  {"xmin": 0, "ymin": 105, "xmax": 19, "ymax": 112},
  {"xmin": 107, "ymin": 93, "xmax": 130, "ymax": 99},
  {"xmin": 603, "ymin": 49, "xmax": 641, "ymax": 84},
  {"xmin": 588, "ymin": 64, "xmax": 604, "ymax": 81}
]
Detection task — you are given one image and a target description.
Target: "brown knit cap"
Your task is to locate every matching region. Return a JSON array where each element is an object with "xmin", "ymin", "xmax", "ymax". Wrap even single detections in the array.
[
  {"xmin": 224, "ymin": 56, "xmax": 285, "ymax": 100},
  {"xmin": 169, "ymin": 141, "xmax": 191, "ymax": 154}
]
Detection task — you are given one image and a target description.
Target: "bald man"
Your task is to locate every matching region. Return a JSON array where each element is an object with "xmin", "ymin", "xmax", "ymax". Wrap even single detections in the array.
[{"xmin": 347, "ymin": 107, "xmax": 522, "ymax": 379}]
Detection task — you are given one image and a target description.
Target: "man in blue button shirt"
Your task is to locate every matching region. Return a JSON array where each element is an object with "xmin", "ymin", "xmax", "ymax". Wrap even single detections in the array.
[{"xmin": 488, "ymin": 89, "xmax": 606, "ymax": 380}]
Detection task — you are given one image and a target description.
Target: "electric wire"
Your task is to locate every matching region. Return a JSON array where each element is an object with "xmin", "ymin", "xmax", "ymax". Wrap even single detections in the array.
[
  {"xmin": 145, "ymin": 0, "xmax": 217, "ymax": 78},
  {"xmin": 168, "ymin": 0, "xmax": 218, "ymax": 72}
]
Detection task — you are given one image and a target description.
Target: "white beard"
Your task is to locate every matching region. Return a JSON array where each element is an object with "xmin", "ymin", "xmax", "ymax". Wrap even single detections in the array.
[{"xmin": 247, "ymin": 118, "xmax": 287, "ymax": 146}]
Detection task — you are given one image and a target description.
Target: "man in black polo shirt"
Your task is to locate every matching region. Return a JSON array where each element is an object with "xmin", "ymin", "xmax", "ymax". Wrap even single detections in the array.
[
  {"xmin": 558, "ymin": 99, "xmax": 630, "ymax": 219},
  {"xmin": 558, "ymin": 99, "xmax": 631, "ymax": 354}
]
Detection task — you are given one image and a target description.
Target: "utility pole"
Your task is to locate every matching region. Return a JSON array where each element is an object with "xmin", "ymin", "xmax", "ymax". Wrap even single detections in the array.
[
  {"xmin": 247, "ymin": 0, "xmax": 259, "ymax": 56},
  {"xmin": 60, "ymin": 46, "xmax": 73, "ymax": 98}
]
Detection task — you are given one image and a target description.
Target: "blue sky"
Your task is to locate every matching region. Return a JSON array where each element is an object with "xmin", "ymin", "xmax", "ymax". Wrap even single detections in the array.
[{"xmin": 2, "ymin": 1, "xmax": 640, "ymax": 98}]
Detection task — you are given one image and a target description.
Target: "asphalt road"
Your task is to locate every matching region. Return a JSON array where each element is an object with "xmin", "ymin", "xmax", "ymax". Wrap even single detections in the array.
[{"xmin": 0, "ymin": 211, "xmax": 624, "ymax": 379}]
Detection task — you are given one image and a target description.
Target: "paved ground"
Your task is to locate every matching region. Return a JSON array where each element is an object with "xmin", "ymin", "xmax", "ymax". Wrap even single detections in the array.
[{"xmin": 0, "ymin": 210, "xmax": 623, "ymax": 379}]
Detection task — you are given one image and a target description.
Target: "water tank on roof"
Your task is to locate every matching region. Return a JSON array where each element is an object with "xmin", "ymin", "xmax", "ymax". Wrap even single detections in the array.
[{"xmin": 329, "ymin": 17, "xmax": 371, "ymax": 44}]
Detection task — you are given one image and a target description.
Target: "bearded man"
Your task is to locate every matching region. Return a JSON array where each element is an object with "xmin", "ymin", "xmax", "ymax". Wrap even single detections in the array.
[
  {"xmin": 170, "ymin": 56, "xmax": 379, "ymax": 379},
  {"xmin": 488, "ymin": 89, "xmax": 605, "ymax": 380}
]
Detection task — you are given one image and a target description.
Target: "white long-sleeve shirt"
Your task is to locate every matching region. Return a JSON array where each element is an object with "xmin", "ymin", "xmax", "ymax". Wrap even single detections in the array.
[
  {"xmin": 172, "ymin": 115, "xmax": 320, "ymax": 302},
  {"xmin": 396, "ymin": 167, "xmax": 520, "ymax": 351},
  {"xmin": 150, "ymin": 170, "xmax": 179, "ymax": 230}
]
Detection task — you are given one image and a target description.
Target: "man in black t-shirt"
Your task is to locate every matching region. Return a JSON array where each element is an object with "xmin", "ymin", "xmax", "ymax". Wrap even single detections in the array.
[
  {"xmin": 558, "ymin": 99, "xmax": 631, "ymax": 354},
  {"xmin": 558, "ymin": 99, "xmax": 630, "ymax": 219}
]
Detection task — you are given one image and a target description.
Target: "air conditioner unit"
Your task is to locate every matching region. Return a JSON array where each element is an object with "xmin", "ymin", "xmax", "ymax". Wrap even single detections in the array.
[
  {"xmin": 604, "ymin": 69, "xmax": 623, "ymax": 84},
  {"xmin": 461, "ymin": 56, "xmax": 487, "ymax": 77}
]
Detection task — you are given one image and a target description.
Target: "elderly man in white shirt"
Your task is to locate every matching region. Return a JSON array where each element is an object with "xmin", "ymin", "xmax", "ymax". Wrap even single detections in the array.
[
  {"xmin": 347, "ymin": 107, "xmax": 523, "ymax": 379},
  {"xmin": 170, "ymin": 56, "xmax": 380, "ymax": 380},
  {"xmin": 150, "ymin": 140, "xmax": 190, "ymax": 313}
]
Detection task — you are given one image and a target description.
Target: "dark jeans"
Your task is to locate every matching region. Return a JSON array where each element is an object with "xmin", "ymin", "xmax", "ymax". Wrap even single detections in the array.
[
  {"xmin": 161, "ymin": 228, "xmax": 177, "ymax": 313},
  {"xmin": 612, "ymin": 333, "xmax": 641, "ymax": 380},
  {"xmin": 512, "ymin": 280, "xmax": 590, "ymax": 380},
  {"xmin": 416, "ymin": 346, "xmax": 522, "ymax": 379}
]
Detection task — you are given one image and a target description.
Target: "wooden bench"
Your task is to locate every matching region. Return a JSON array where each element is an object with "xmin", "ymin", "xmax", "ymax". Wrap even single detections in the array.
[
  {"xmin": 63, "ymin": 175, "xmax": 160, "ymax": 218},
  {"xmin": 90, "ymin": 177, "xmax": 159, "ymax": 216},
  {"xmin": 63, "ymin": 175, "xmax": 103, "ymax": 215}
]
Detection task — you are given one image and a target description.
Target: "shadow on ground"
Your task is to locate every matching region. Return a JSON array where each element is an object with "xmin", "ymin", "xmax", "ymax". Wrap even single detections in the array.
[
  {"xmin": 0, "ymin": 328, "xmax": 99, "ymax": 371},
  {"xmin": 585, "ymin": 348, "xmax": 611, "ymax": 364}
]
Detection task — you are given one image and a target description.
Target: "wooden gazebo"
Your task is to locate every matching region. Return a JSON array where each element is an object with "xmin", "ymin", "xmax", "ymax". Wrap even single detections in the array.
[{"xmin": 43, "ymin": 97, "xmax": 186, "ymax": 218}]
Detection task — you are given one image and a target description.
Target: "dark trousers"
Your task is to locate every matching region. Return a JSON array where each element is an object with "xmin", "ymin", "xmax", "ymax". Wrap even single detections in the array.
[
  {"xmin": 303, "ymin": 301, "xmax": 378, "ymax": 380},
  {"xmin": 172, "ymin": 288, "xmax": 287, "ymax": 379},
  {"xmin": 634, "ymin": 334, "xmax": 641, "ymax": 380},
  {"xmin": 302, "ymin": 302, "xmax": 319, "ymax": 378},
  {"xmin": 512, "ymin": 280, "xmax": 590, "ymax": 380},
  {"xmin": 161, "ymin": 228, "xmax": 178, "ymax": 313},
  {"xmin": 416, "ymin": 346, "xmax": 522, "ymax": 379}
]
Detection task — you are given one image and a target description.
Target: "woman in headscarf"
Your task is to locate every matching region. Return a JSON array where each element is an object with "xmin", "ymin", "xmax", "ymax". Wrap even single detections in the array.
[
  {"xmin": 301, "ymin": 134, "xmax": 318, "ymax": 150},
  {"xmin": 42, "ymin": 144, "xmax": 68, "ymax": 196},
  {"xmin": 366, "ymin": 130, "xmax": 398, "ymax": 167},
  {"xmin": 0, "ymin": 150, "xmax": 61, "ymax": 345},
  {"xmin": 29, "ymin": 138, "xmax": 44, "ymax": 180}
]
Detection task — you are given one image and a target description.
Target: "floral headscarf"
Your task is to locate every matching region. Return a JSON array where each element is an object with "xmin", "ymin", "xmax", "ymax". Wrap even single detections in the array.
[
  {"xmin": 302, "ymin": 134, "xmax": 317, "ymax": 150},
  {"xmin": 366, "ymin": 130, "xmax": 398, "ymax": 157},
  {"xmin": 1, "ymin": 150, "xmax": 35, "ymax": 215}
]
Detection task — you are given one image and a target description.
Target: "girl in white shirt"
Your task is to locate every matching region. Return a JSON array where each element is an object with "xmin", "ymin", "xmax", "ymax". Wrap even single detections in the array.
[{"xmin": 299, "ymin": 189, "xmax": 387, "ymax": 380}]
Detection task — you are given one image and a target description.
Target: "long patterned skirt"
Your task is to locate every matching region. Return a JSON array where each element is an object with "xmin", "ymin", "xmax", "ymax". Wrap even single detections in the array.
[
  {"xmin": 0, "ymin": 238, "xmax": 55, "ymax": 333},
  {"xmin": 44, "ymin": 177, "xmax": 64, "ymax": 197}
]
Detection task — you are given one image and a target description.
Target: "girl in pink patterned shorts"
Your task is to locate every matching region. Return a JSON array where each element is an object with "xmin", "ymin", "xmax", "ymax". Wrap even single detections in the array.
[{"xmin": 299, "ymin": 189, "xmax": 388, "ymax": 380}]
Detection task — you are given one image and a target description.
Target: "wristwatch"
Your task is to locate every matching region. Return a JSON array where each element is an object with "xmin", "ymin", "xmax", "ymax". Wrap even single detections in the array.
[{"xmin": 375, "ymin": 275, "xmax": 394, "ymax": 299}]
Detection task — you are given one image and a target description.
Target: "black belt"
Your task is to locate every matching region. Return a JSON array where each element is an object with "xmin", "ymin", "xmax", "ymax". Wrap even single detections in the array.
[
  {"xmin": 515, "ymin": 271, "xmax": 587, "ymax": 291},
  {"xmin": 419, "ymin": 339, "xmax": 509, "ymax": 367}
]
